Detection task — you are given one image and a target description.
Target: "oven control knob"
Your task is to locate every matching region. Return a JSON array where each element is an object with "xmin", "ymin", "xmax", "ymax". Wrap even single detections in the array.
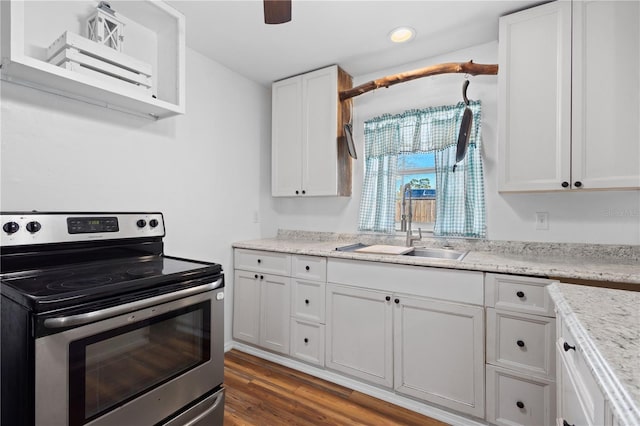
[
  {"xmin": 149, "ymin": 219, "xmax": 159, "ymax": 228},
  {"xmin": 3, "ymin": 221, "xmax": 19, "ymax": 234},
  {"xmin": 26, "ymin": 221, "xmax": 41, "ymax": 233},
  {"xmin": 136, "ymin": 219, "xmax": 147, "ymax": 228}
]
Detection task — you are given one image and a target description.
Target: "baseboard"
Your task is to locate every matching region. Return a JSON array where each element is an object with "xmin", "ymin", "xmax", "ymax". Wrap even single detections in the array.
[{"xmin": 226, "ymin": 340, "xmax": 488, "ymax": 426}]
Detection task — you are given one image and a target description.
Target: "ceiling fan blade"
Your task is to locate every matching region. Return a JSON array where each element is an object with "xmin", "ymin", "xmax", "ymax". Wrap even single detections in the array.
[{"xmin": 264, "ymin": 0, "xmax": 291, "ymax": 24}]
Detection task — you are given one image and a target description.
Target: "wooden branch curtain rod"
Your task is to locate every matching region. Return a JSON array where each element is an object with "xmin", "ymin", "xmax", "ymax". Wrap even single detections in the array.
[{"xmin": 339, "ymin": 60, "xmax": 498, "ymax": 101}]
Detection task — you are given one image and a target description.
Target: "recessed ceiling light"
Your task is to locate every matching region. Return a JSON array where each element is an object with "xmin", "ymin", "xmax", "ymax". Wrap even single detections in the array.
[{"xmin": 389, "ymin": 27, "xmax": 416, "ymax": 43}]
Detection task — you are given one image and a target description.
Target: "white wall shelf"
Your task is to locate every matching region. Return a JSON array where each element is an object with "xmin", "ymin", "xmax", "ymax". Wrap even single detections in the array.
[{"xmin": 1, "ymin": 0, "xmax": 185, "ymax": 120}]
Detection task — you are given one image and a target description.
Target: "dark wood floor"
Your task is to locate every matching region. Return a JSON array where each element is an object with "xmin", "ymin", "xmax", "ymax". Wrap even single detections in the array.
[{"xmin": 224, "ymin": 349, "xmax": 448, "ymax": 425}]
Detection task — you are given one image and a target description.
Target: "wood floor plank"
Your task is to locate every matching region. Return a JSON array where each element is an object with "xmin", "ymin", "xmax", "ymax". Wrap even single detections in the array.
[{"xmin": 224, "ymin": 349, "xmax": 449, "ymax": 425}]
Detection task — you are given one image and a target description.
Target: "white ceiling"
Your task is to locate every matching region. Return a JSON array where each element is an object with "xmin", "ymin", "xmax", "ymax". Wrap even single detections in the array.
[{"xmin": 169, "ymin": 0, "xmax": 541, "ymax": 86}]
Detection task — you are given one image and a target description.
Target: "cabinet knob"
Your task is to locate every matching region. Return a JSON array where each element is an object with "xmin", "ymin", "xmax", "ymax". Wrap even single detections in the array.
[
  {"xmin": 394, "ymin": 298, "xmax": 400, "ymax": 304},
  {"xmin": 254, "ymin": 274, "xmax": 258, "ymax": 279},
  {"xmin": 561, "ymin": 181, "xmax": 569, "ymax": 188},
  {"xmin": 385, "ymin": 296, "xmax": 391, "ymax": 301},
  {"xmin": 304, "ymin": 338, "xmax": 309, "ymax": 343},
  {"xmin": 563, "ymin": 421, "xmax": 574, "ymax": 426},
  {"xmin": 516, "ymin": 291, "xmax": 525, "ymax": 298},
  {"xmin": 302, "ymin": 190, "xmax": 306, "ymax": 194},
  {"xmin": 257, "ymin": 259, "xmax": 261, "ymax": 263},
  {"xmin": 563, "ymin": 342, "xmax": 576, "ymax": 352},
  {"xmin": 516, "ymin": 401, "xmax": 525, "ymax": 409},
  {"xmin": 517, "ymin": 340, "xmax": 525, "ymax": 348},
  {"xmin": 295, "ymin": 190, "xmax": 299, "ymax": 195},
  {"xmin": 305, "ymin": 299, "xmax": 310, "ymax": 305},
  {"xmin": 260, "ymin": 275, "xmax": 264, "ymax": 280},
  {"xmin": 305, "ymin": 265, "xmax": 310, "ymax": 271},
  {"xmin": 574, "ymin": 181, "xmax": 582, "ymax": 188}
]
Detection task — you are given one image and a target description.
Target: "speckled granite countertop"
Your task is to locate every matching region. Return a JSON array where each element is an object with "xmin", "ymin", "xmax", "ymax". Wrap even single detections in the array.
[
  {"xmin": 548, "ymin": 283, "xmax": 640, "ymax": 424},
  {"xmin": 232, "ymin": 231, "xmax": 640, "ymax": 284}
]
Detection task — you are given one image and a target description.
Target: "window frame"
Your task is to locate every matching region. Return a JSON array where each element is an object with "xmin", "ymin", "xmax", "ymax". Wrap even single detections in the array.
[{"xmin": 395, "ymin": 152, "xmax": 437, "ymax": 233}]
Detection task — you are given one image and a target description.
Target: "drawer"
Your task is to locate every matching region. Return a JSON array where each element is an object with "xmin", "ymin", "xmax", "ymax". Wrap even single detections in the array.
[
  {"xmin": 486, "ymin": 365, "xmax": 555, "ymax": 426},
  {"xmin": 234, "ymin": 249, "xmax": 291, "ymax": 275},
  {"xmin": 290, "ymin": 318, "xmax": 325, "ymax": 366},
  {"xmin": 487, "ymin": 308, "xmax": 556, "ymax": 379},
  {"xmin": 291, "ymin": 279, "xmax": 325, "ymax": 323},
  {"xmin": 557, "ymin": 320, "xmax": 605, "ymax": 425},
  {"xmin": 485, "ymin": 273, "xmax": 555, "ymax": 316},
  {"xmin": 292, "ymin": 255, "xmax": 327, "ymax": 282}
]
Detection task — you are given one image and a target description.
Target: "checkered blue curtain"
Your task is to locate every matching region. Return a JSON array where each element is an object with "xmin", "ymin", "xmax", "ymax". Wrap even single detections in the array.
[{"xmin": 358, "ymin": 101, "xmax": 486, "ymax": 238}]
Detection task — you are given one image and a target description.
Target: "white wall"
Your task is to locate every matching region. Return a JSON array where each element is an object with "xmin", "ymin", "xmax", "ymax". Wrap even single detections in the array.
[
  {"xmin": 0, "ymin": 48, "xmax": 272, "ymax": 343},
  {"xmin": 263, "ymin": 41, "xmax": 640, "ymax": 245}
]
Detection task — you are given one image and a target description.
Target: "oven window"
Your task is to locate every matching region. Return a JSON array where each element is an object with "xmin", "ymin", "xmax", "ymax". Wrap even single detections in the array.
[{"xmin": 68, "ymin": 302, "xmax": 211, "ymax": 425}]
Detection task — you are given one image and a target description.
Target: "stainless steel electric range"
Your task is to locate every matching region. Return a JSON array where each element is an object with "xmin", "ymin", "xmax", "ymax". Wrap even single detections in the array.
[{"xmin": 0, "ymin": 212, "xmax": 225, "ymax": 426}]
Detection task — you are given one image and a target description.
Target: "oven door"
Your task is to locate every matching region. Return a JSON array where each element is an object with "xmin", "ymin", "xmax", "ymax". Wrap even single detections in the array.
[{"xmin": 34, "ymin": 279, "xmax": 224, "ymax": 426}]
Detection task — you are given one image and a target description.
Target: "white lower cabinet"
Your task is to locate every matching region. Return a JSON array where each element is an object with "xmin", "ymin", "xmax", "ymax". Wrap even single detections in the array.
[
  {"xmin": 232, "ymin": 269, "xmax": 291, "ymax": 355},
  {"xmin": 325, "ymin": 284, "xmax": 393, "ymax": 387},
  {"xmin": 394, "ymin": 295, "xmax": 485, "ymax": 418},
  {"xmin": 485, "ymin": 273, "xmax": 557, "ymax": 426},
  {"xmin": 556, "ymin": 316, "xmax": 606, "ymax": 426},
  {"xmin": 325, "ymin": 281, "xmax": 485, "ymax": 417},
  {"xmin": 232, "ymin": 269, "xmax": 261, "ymax": 345}
]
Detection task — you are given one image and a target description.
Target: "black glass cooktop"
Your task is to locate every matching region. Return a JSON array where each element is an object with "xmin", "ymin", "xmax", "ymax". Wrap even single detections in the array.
[{"xmin": 0, "ymin": 255, "xmax": 222, "ymax": 312}]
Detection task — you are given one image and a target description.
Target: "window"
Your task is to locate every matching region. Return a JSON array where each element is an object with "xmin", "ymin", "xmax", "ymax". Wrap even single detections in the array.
[
  {"xmin": 396, "ymin": 152, "xmax": 436, "ymax": 231},
  {"xmin": 358, "ymin": 101, "xmax": 486, "ymax": 238}
]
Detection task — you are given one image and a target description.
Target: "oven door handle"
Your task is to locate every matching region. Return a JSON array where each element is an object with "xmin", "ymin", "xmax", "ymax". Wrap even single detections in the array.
[
  {"xmin": 182, "ymin": 391, "xmax": 224, "ymax": 426},
  {"xmin": 43, "ymin": 278, "xmax": 223, "ymax": 329}
]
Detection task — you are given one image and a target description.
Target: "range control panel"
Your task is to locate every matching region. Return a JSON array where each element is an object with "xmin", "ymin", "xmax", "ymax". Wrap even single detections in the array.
[{"xmin": 0, "ymin": 212, "xmax": 165, "ymax": 246}]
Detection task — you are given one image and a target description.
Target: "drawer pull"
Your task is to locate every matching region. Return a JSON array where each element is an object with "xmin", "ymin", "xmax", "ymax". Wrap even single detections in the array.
[
  {"xmin": 563, "ymin": 342, "xmax": 576, "ymax": 352},
  {"xmin": 516, "ymin": 340, "xmax": 525, "ymax": 348},
  {"xmin": 516, "ymin": 291, "xmax": 525, "ymax": 298},
  {"xmin": 304, "ymin": 338, "xmax": 309, "ymax": 343},
  {"xmin": 563, "ymin": 420, "xmax": 574, "ymax": 426},
  {"xmin": 305, "ymin": 265, "xmax": 310, "ymax": 271},
  {"xmin": 305, "ymin": 299, "xmax": 310, "ymax": 305},
  {"xmin": 516, "ymin": 401, "xmax": 525, "ymax": 409}
]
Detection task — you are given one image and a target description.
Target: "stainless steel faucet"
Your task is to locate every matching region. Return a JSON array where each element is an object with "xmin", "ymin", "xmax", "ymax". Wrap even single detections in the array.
[{"xmin": 402, "ymin": 183, "xmax": 422, "ymax": 247}]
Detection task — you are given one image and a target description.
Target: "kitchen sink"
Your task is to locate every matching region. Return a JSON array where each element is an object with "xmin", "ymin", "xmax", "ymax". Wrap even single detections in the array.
[
  {"xmin": 335, "ymin": 243, "xmax": 369, "ymax": 252},
  {"xmin": 403, "ymin": 247, "xmax": 468, "ymax": 261}
]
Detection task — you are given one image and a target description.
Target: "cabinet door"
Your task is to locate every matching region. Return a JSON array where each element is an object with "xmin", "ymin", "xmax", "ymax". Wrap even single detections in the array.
[
  {"xmin": 301, "ymin": 66, "xmax": 338, "ymax": 196},
  {"xmin": 260, "ymin": 273, "xmax": 291, "ymax": 354},
  {"xmin": 498, "ymin": 1, "xmax": 572, "ymax": 192},
  {"xmin": 272, "ymin": 76, "xmax": 303, "ymax": 196},
  {"xmin": 394, "ymin": 295, "xmax": 485, "ymax": 417},
  {"xmin": 571, "ymin": 0, "xmax": 640, "ymax": 189},
  {"xmin": 325, "ymin": 284, "xmax": 393, "ymax": 387},
  {"xmin": 232, "ymin": 270, "xmax": 261, "ymax": 345}
]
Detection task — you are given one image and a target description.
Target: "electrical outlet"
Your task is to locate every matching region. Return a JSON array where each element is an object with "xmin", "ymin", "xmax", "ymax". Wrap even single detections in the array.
[{"xmin": 535, "ymin": 212, "xmax": 549, "ymax": 230}]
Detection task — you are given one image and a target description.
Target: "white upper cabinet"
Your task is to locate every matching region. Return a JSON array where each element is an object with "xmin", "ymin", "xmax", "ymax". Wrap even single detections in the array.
[
  {"xmin": 271, "ymin": 65, "xmax": 353, "ymax": 197},
  {"xmin": 0, "ymin": 0, "xmax": 185, "ymax": 119},
  {"xmin": 498, "ymin": 0, "xmax": 640, "ymax": 192},
  {"xmin": 571, "ymin": 0, "xmax": 640, "ymax": 189}
]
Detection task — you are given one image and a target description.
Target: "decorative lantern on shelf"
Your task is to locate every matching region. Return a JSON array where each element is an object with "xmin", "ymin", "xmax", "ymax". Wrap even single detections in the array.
[{"xmin": 86, "ymin": 1, "xmax": 125, "ymax": 51}]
